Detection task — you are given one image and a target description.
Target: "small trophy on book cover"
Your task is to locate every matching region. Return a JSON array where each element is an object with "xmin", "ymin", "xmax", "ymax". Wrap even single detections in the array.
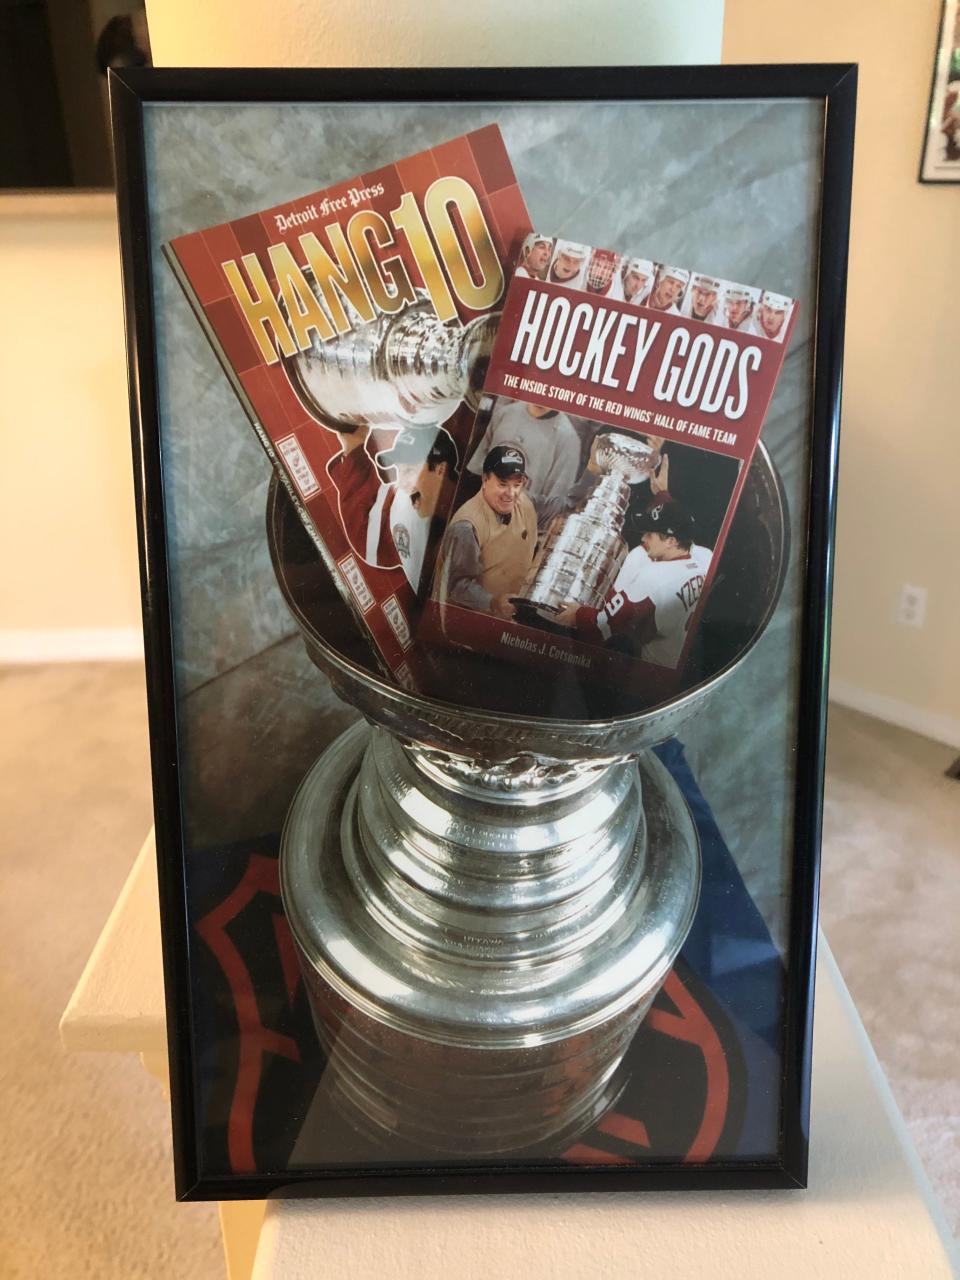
[
  {"xmin": 513, "ymin": 432, "xmax": 661, "ymax": 619},
  {"xmin": 281, "ymin": 277, "xmax": 500, "ymax": 432}
]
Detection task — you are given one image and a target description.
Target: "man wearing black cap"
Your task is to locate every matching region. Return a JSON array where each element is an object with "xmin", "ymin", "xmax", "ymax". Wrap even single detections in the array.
[
  {"xmin": 436, "ymin": 446, "xmax": 536, "ymax": 619},
  {"xmin": 555, "ymin": 497, "xmax": 713, "ymax": 668},
  {"xmin": 436, "ymin": 444, "xmax": 598, "ymax": 620},
  {"xmin": 328, "ymin": 423, "xmax": 459, "ymax": 592}
]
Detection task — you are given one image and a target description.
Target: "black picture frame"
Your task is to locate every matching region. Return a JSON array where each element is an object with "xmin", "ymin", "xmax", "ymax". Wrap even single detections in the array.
[{"xmin": 111, "ymin": 63, "xmax": 856, "ymax": 1201}]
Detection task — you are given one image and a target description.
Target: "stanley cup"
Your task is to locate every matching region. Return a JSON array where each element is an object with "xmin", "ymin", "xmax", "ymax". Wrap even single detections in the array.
[
  {"xmin": 514, "ymin": 432, "xmax": 662, "ymax": 617},
  {"xmin": 269, "ymin": 438, "xmax": 788, "ymax": 1156},
  {"xmin": 280, "ymin": 273, "xmax": 500, "ymax": 432}
]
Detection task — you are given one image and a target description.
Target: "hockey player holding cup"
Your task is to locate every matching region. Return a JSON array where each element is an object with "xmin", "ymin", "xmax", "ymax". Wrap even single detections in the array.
[
  {"xmin": 438, "ymin": 444, "xmax": 600, "ymax": 621},
  {"xmin": 555, "ymin": 478, "xmax": 713, "ymax": 669}
]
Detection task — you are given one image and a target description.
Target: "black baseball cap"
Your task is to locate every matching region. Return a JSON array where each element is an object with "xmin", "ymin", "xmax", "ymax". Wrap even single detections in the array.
[
  {"xmin": 482, "ymin": 445, "xmax": 527, "ymax": 479},
  {"xmin": 378, "ymin": 428, "xmax": 458, "ymax": 471},
  {"xmin": 632, "ymin": 499, "xmax": 694, "ymax": 542}
]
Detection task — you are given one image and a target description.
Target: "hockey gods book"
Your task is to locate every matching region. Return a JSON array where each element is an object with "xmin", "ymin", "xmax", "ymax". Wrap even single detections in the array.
[
  {"xmin": 165, "ymin": 127, "xmax": 531, "ymax": 687},
  {"xmin": 422, "ymin": 237, "xmax": 798, "ymax": 702}
]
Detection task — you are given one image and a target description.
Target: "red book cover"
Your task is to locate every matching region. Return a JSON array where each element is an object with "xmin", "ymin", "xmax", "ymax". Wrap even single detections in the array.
[
  {"xmin": 421, "ymin": 239, "xmax": 798, "ymax": 704},
  {"xmin": 164, "ymin": 127, "xmax": 532, "ymax": 688}
]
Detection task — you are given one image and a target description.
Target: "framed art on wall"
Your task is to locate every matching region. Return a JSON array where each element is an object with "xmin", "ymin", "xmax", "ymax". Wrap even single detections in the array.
[
  {"xmin": 920, "ymin": 0, "xmax": 960, "ymax": 182},
  {"xmin": 111, "ymin": 63, "xmax": 855, "ymax": 1200}
]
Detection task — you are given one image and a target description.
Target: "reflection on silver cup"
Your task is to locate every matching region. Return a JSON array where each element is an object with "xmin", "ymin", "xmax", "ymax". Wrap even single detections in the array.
[
  {"xmin": 515, "ymin": 432, "xmax": 660, "ymax": 616},
  {"xmin": 283, "ymin": 724, "xmax": 699, "ymax": 1154},
  {"xmin": 280, "ymin": 275, "xmax": 499, "ymax": 432}
]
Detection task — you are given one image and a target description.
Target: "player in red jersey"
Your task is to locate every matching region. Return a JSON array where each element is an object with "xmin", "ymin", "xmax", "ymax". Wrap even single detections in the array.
[
  {"xmin": 555, "ymin": 493, "xmax": 713, "ymax": 669},
  {"xmin": 327, "ymin": 425, "xmax": 458, "ymax": 591},
  {"xmin": 646, "ymin": 265, "xmax": 690, "ymax": 315},
  {"xmin": 749, "ymin": 290, "xmax": 793, "ymax": 343},
  {"xmin": 515, "ymin": 233, "xmax": 553, "ymax": 280}
]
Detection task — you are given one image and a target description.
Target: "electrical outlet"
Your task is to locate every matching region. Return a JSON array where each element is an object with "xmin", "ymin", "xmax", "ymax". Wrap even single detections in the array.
[{"xmin": 896, "ymin": 584, "xmax": 927, "ymax": 628}]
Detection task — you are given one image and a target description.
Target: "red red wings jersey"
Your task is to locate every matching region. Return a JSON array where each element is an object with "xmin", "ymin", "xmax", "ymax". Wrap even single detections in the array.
[
  {"xmin": 327, "ymin": 445, "xmax": 399, "ymax": 568},
  {"xmin": 327, "ymin": 445, "xmax": 431, "ymax": 591},
  {"xmin": 576, "ymin": 543, "xmax": 714, "ymax": 669}
]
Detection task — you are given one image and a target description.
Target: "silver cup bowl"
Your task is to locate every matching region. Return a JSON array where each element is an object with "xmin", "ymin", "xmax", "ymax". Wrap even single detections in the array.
[{"xmin": 269, "ymin": 444, "xmax": 787, "ymax": 1155}]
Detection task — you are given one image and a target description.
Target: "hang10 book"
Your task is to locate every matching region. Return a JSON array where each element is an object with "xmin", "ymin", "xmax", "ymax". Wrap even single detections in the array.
[
  {"xmin": 164, "ymin": 127, "xmax": 532, "ymax": 688},
  {"xmin": 421, "ymin": 235, "xmax": 798, "ymax": 702}
]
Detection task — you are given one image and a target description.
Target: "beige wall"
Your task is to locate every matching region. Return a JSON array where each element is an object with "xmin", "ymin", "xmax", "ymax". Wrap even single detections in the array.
[
  {"xmin": 0, "ymin": 196, "xmax": 142, "ymax": 649},
  {"xmin": 725, "ymin": 1, "xmax": 960, "ymax": 738},
  {"xmin": 144, "ymin": 0, "xmax": 724, "ymax": 67}
]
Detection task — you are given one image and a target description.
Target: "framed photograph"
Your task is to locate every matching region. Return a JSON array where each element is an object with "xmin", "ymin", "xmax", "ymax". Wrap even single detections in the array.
[
  {"xmin": 921, "ymin": 0, "xmax": 960, "ymax": 181},
  {"xmin": 112, "ymin": 64, "xmax": 855, "ymax": 1200}
]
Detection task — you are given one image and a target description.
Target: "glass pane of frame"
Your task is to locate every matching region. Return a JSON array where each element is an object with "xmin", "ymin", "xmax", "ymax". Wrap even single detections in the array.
[{"xmin": 116, "ymin": 69, "xmax": 853, "ymax": 1198}]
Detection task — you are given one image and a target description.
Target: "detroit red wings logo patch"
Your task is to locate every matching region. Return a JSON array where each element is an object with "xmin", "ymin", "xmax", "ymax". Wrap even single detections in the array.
[
  {"xmin": 392, "ymin": 522, "xmax": 411, "ymax": 558},
  {"xmin": 192, "ymin": 847, "xmax": 745, "ymax": 1173}
]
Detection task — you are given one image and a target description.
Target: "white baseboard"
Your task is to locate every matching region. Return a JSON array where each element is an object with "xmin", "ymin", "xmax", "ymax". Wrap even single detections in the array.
[
  {"xmin": 829, "ymin": 678, "xmax": 960, "ymax": 751},
  {"xmin": 0, "ymin": 628, "xmax": 144, "ymax": 664}
]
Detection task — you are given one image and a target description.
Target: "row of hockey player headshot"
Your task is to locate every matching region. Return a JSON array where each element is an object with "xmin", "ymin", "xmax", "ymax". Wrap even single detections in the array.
[
  {"xmin": 516, "ymin": 233, "xmax": 794, "ymax": 344},
  {"xmin": 433, "ymin": 427, "xmax": 735, "ymax": 672}
]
